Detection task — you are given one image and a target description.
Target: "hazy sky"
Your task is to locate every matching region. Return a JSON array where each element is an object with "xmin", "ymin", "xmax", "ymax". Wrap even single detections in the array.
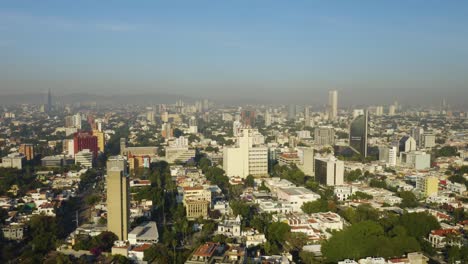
[{"xmin": 1, "ymin": 1, "xmax": 467, "ymax": 106}]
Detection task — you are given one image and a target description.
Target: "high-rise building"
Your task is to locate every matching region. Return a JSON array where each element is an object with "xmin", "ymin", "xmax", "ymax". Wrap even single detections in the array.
[
  {"xmin": 411, "ymin": 127, "xmax": 424, "ymax": 148},
  {"xmin": 107, "ymin": 155, "xmax": 128, "ymax": 175},
  {"xmin": 314, "ymin": 127, "xmax": 335, "ymax": 146},
  {"xmin": 241, "ymin": 110, "xmax": 256, "ymax": 127},
  {"xmin": 92, "ymin": 130, "xmax": 105, "ymax": 153},
  {"xmin": 47, "ymin": 89, "xmax": 52, "ymax": 113},
  {"xmin": 146, "ymin": 110, "xmax": 155, "ymax": 123},
  {"xmin": 223, "ymin": 128, "xmax": 268, "ymax": 178},
  {"xmin": 265, "ymin": 110, "xmax": 272, "ymax": 127},
  {"xmin": 399, "ymin": 136, "xmax": 417, "ymax": 153},
  {"xmin": 400, "ymin": 151, "xmax": 431, "ymax": 170},
  {"xmin": 75, "ymin": 149, "xmax": 93, "ymax": 168},
  {"xmin": 161, "ymin": 123, "xmax": 173, "ymax": 138},
  {"xmin": 106, "ymin": 168, "xmax": 129, "ymax": 240},
  {"xmin": 421, "ymin": 133, "xmax": 436, "ymax": 149},
  {"xmin": 73, "ymin": 132, "xmax": 98, "ymax": 159},
  {"xmin": 304, "ymin": 106, "xmax": 312, "ymax": 127},
  {"xmin": 18, "ymin": 144, "xmax": 34, "ymax": 161},
  {"xmin": 416, "ymin": 176, "xmax": 438, "ymax": 197},
  {"xmin": 349, "ymin": 111, "xmax": 368, "ymax": 157},
  {"xmin": 314, "ymin": 156, "xmax": 344, "ymax": 186},
  {"xmin": 328, "ymin": 90, "xmax": 338, "ymax": 121},
  {"xmin": 379, "ymin": 146, "xmax": 397, "ymax": 167},
  {"xmin": 388, "ymin": 105, "xmax": 396, "ymax": 116},
  {"xmin": 375, "ymin": 106, "xmax": 384, "ymax": 116}
]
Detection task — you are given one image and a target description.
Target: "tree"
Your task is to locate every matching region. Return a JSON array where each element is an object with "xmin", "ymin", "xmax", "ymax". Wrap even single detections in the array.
[
  {"xmin": 245, "ymin": 175, "xmax": 255, "ymax": 188},
  {"xmin": 285, "ymin": 232, "xmax": 308, "ymax": 251},
  {"xmin": 348, "ymin": 191, "xmax": 373, "ymax": 200},
  {"xmin": 267, "ymin": 222, "xmax": 291, "ymax": 245},
  {"xmin": 28, "ymin": 215, "xmax": 58, "ymax": 254},
  {"xmin": 301, "ymin": 200, "xmax": 329, "ymax": 214},
  {"xmin": 398, "ymin": 191, "xmax": 419, "ymax": 208},
  {"xmin": 144, "ymin": 244, "xmax": 171, "ymax": 263}
]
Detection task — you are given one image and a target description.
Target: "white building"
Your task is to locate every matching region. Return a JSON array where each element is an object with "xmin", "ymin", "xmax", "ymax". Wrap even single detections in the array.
[
  {"xmin": 223, "ymin": 128, "xmax": 268, "ymax": 178},
  {"xmin": 379, "ymin": 146, "xmax": 397, "ymax": 167},
  {"xmin": 400, "ymin": 151, "xmax": 431, "ymax": 170},
  {"xmin": 128, "ymin": 221, "xmax": 159, "ymax": 245},
  {"xmin": 75, "ymin": 149, "xmax": 93, "ymax": 168},
  {"xmin": 276, "ymin": 186, "xmax": 321, "ymax": 212},
  {"xmin": 314, "ymin": 127, "xmax": 335, "ymax": 146},
  {"xmin": 334, "ymin": 185, "xmax": 358, "ymax": 201},
  {"xmin": 314, "ymin": 156, "xmax": 344, "ymax": 186},
  {"xmin": 328, "ymin": 90, "xmax": 338, "ymax": 121},
  {"xmin": 0, "ymin": 153, "xmax": 25, "ymax": 169}
]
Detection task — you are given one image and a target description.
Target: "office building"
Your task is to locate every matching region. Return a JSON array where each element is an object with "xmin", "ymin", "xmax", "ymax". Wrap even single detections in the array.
[
  {"xmin": 314, "ymin": 156, "xmax": 344, "ymax": 186},
  {"xmin": 0, "ymin": 153, "xmax": 25, "ymax": 169},
  {"xmin": 93, "ymin": 130, "xmax": 105, "ymax": 153},
  {"xmin": 241, "ymin": 110, "xmax": 256, "ymax": 127},
  {"xmin": 422, "ymin": 133, "xmax": 436, "ymax": 149},
  {"xmin": 416, "ymin": 176, "xmax": 438, "ymax": 197},
  {"xmin": 47, "ymin": 88, "xmax": 52, "ymax": 113},
  {"xmin": 107, "ymin": 155, "xmax": 128, "ymax": 175},
  {"xmin": 223, "ymin": 128, "xmax": 268, "ymax": 178},
  {"xmin": 314, "ymin": 127, "xmax": 335, "ymax": 146},
  {"xmin": 375, "ymin": 106, "xmax": 384, "ymax": 116},
  {"xmin": 388, "ymin": 105, "xmax": 396, "ymax": 116},
  {"xmin": 18, "ymin": 144, "xmax": 34, "ymax": 161},
  {"xmin": 74, "ymin": 132, "xmax": 98, "ymax": 159},
  {"xmin": 107, "ymin": 168, "xmax": 130, "ymax": 241},
  {"xmin": 411, "ymin": 127, "xmax": 424, "ymax": 147},
  {"xmin": 161, "ymin": 123, "xmax": 173, "ymax": 138},
  {"xmin": 399, "ymin": 136, "xmax": 417, "ymax": 153},
  {"xmin": 400, "ymin": 151, "xmax": 431, "ymax": 170},
  {"xmin": 75, "ymin": 149, "xmax": 93, "ymax": 168},
  {"xmin": 265, "ymin": 110, "xmax": 272, "ymax": 126},
  {"xmin": 349, "ymin": 111, "xmax": 368, "ymax": 157},
  {"xmin": 297, "ymin": 147, "xmax": 315, "ymax": 176},
  {"xmin": 328, "ymin": 90, "xmax": 338, "ymax": 121},
  {"xmin": 378, "ymin": 146, "xmax": 397, "ymax": 167}
]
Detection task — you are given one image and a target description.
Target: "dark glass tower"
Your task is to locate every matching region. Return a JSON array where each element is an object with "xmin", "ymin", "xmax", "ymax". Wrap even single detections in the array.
[{"xmin": 349, "ymin": 110, "xmax": 368, "ymax": 157}]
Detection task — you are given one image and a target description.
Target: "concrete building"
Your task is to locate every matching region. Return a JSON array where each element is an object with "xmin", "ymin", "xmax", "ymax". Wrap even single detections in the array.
[
  {"xmin": 378, "ymin": 146, "xmax": 397, "ymax": 167},
  {"xmin": 161, "ymin": 123, "xmax": 173, "ymax": 138},
  {"xmin": 314, "ymin": 156, "xmax": 344, "ymax": 186},
  {"xmin": 328, "ymin": 90, "xmax": 338, "ymax": 121},
  {"xmin": 75, "ymin": 149, "xmax": 93, "ymax": 168},
  {"xmin": 416, "ymin": 176, "xmax": 438, "ymax": 197},
  {"xmin": 0, "ymin": 153, "xmax": 25, "ymax": 169},
  {"xmin": 297, "ymin": 147, "xmax": 315, "ymax": 176},
  {"xmin": 399, "ymin": 136, "xmax": 417, "ymax": 153},
  {"xmin": 314, "ymin": 127, "xmax": 335, "ymax": 146},
  {"xmin": 18, "ymin": 144, "xmax": 34, "ymax": 161},
  {"xmin": 41, "ymin": 155, "xmax": 65, "ymax": 167},
  {"xmin": 92, "ymin": 130, "xmax": 105, "ymax": 152},
  {"xmin": 74, "ymin": 132, "xmax": 98, "ymax": 159},
  {"xmin": 107, "ymin": 168, "xmax": 130, "ymax": 241},
  {"xmin": 276, "ymin": 186, "xmax": 320, "ymax": 212},
  {"xmin": 128, "ymin": 221, "xmax": 159, "ymax": 245},
  {"xmin": 400, "ymin": 151, "xmax": 431, "ymax": 170},
  {"xmin": 421, "ymin": 133, "xmax": 436, "ymax": 149},
  {"xmin": 223, "ymin": 128, "xmax": 268, "ymax": 178},
  {"xmin": 107, "ymin": 156, "xmax": 128, "ymax": 175}
]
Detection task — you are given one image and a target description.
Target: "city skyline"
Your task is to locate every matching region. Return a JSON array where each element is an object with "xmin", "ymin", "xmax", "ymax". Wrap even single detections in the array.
[{"xmin": 1, "ymin": 1, "xmax": 468, "ymax": 106}]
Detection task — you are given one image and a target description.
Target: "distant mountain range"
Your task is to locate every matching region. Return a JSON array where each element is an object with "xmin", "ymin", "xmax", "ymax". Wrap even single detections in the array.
[{"xmin": 0, "ymin": 92, "xmax": 197, "ymax": 105}]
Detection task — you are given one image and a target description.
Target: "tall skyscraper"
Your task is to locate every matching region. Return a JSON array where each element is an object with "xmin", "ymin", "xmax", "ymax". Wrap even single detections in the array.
[
  {"xmin": 328, "ymin": 90, "xmax": 338, "ymax": 121},
  {"xmin": 349, "ymin": 110, "xmax": 368, "ymax": 157},
  {"xmin": 47, "ymin": 89, "xmax": 52, "ymax": 113},
  {"xmin": 106, "ymin": 168, "xmax": 129, "ymax": 240},
  {"xmin": 304, "ymin": 106, "xmax": 311, "ymax": 127},
  {"xmin": 265, "ymin": 109, "xmax": 272, "ymax": 127}
]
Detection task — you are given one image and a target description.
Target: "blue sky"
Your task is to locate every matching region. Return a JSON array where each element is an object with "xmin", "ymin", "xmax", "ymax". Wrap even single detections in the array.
[{"xmin": 1, "ymin": 0, "xmax": 467, "ymax": 106}]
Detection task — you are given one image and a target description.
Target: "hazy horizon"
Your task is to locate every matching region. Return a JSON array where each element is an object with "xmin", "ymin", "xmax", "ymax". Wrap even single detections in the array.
[{"xmin": 1, "ymin": 1, "xmax": 467, "ymax": 107}]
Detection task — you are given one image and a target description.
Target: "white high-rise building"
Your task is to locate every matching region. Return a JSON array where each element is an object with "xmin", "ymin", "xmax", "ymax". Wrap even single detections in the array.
[
  {"xmin": 223, "ymin": 128, "xmax": 268, "ymax": 178},
  {"xmin": 328, "ymin": 90, "xmax": 338, "ymax": 121},
  {"xmin": 375, "ymin": 106, "xmax": 384, "ymax": 116},
  {"xmin": 233, "ymin": 120, "xmax": 242, "ymax": 136},
  {"xmin": 314, "ymin": 156, "xmax": 344, "ymax": 186},
  {"xmin": 388, "ymin": 105, "xmax": 396, "ymax": 116},
  {"xmin": 379, "ymin": 146, "xmax": 397, "ymax": 167},
  {"xmin": 265, "ymin": 110, "xmax": 272, "ymax": 126}
]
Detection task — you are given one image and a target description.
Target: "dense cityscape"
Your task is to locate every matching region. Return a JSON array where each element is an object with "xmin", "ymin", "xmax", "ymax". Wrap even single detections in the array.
[
  {"xmin": 2, "ymin": 1, "xmax": 468, "ymax": 264},
  {"xmin": 0, "ymin": 90, "xmax": 466, "ymax": 263}
]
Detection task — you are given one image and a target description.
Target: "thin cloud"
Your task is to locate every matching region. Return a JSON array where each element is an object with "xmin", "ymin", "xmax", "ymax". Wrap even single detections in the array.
[{"xmin": 0, "ymin": 10, "xmax": 140, "ymax": 32}]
